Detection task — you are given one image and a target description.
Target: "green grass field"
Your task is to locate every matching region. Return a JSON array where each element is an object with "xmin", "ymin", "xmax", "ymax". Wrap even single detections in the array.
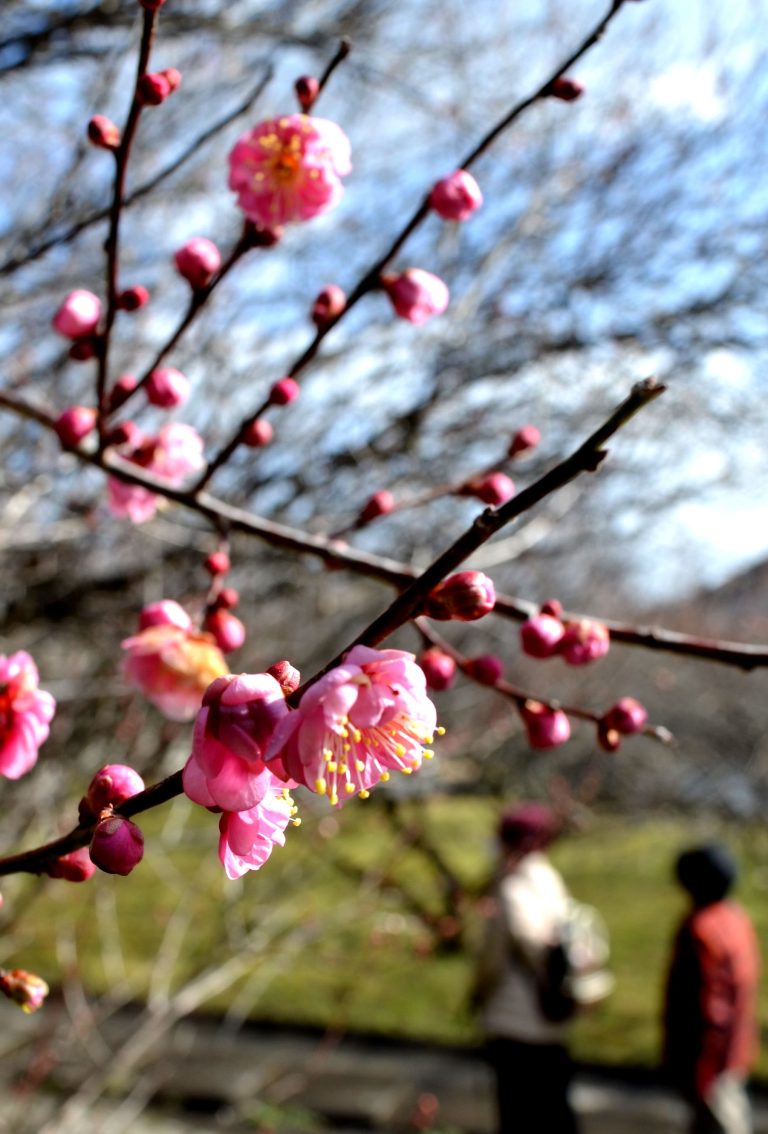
[{"xmin": 9, "ymin": 795, "xmax": 768, "ymax": 1075}]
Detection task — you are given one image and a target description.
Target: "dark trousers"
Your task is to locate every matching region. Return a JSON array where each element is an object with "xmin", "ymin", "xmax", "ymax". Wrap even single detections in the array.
[{"xmin": 486, "ymin": 1036, "xmax": 580, "ymax": 1134}]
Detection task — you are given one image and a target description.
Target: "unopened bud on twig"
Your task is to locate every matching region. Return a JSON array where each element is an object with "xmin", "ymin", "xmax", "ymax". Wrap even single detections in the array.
[
  {"xmin": 381, "ymin": 270, "xmax": 450, "ymax": 325},
  {"xmin": 423, "ymin": 571, "xmax": 496, "ymax": 622},
  {"xmin": 46, "ymin": 847, "xmax": 97, "ymax": 883},
  {"xmin": 243, "ymin": 418, "xmax": 274, "ymax": 447},
  {"xmin": 174, "ymin": 237, "xmax": 221, "ymax": 290},
  {"xmin": 559, "ymin": 618, "xmax": 610, "ymax": 666},
  {"xmin": 267, "ymin": 659, "xmax": 301, "ymax": 694},
  {"xmin": 55, "ymin": 406, "xmax": 97, "ymax": 449},
  {"xmin": 508, "ymin": 424, "xmax": 541, "ymax": 458},
  {"xmin": 357, "ymin": 490, "xmax": 395, "ymax": 526},
  {"xmin": 464, "ymin": 654, "xmax": 504, "ymax": 685},
  {"xmin": 215, "ymin": 587, "xmax": 240, "ymax": 610},
  {"xmin": 90, "ymin": 816, "xmax": 145, "ymax": 876},
  {"xmin": 520, "ymin": 700, "xmax": 571, "ymax": 749},
  {"xmin": 0, "ymin": 969, "xmax": 49, "ymax": 1014},
  {"xmin": 204, "ymin": 550, "xmax": 230, "ymax": 577},
  {"xmin": 295, "ymin": 75, "xmax": 320, "ymax": 112},
  {"xmin": 547, "ymin": 76, "xmax": 585, "ymax": 102},
  {"xmin": 87, "ymin": 115, "xmax": 121, "ymax": 150},
  {"xmin": 459, "ymin": 472, "xmax": 515, "ymax": 507},
  {"xmin": 429, "ymin": 170, "xmax": 483, "ymax": 222},
  {"xmin": 117, "ymin": 285, "xmax": 150, "ymax": 312},
  {"xmin": 137, "ymin": 72, "xmax": 173, "ymax": 106},
  {"xmin": 79, "ymin": 764, "xmax": 146, "ymax": 823},
  {"xmin": 108, "ymin": 373, "xmax": 138, "ymax": 412},
  {"xmin": 311, "ymin": 284, "xmax": 346, "ymax": 329},
  {"xmin": 139, "ymin": 599, "xmax": 193, "ymax": 632},
  {"xmin": 520, "ymin": 613, "xmax": 565, "ymax": 659},
  {"xmin": 53, "ymin": 290, "xmax": 101, "ymax": 339},
  {"xmin": 602, "ymin": 697, "xmax": 648, "ymax": 735},
  {"xmin": 418, "ymin": 647, "xmax": 457, "ymax": 691},
  {"xmin": 269, "ymin": 377, "xmax": 300, "ymax": 406},
  {"xmin": 146, "ymin": 367, "xmax": 190, "ymax": 408},
  {"xmin": 204, "ymin": 608, "xmax": 246, "ymax": 653}
]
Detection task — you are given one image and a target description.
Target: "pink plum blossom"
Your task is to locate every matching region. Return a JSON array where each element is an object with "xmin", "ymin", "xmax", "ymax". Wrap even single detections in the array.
[
  {"xmin": 52, "ymin": 289, "xmax": 101, "ymax": 339},
  {"xmin": 107, "ymin": 422, "xmax": 205, "ymax": 523},
  {"xmin": 429, "ymin": 170, "xmax": 483, "ymax": 221},
  {"xmin": 559, "ymin": 618, "xmax": 610, "ymax": 665},
  {"xmin": 122, "ymin": 624, "xmax": 228, "ymax": 721},
  {"xmin": 266, "ymin": 646, "xmax": 439, "ymax": 808},
  {"xmin": 183, "ymin": 673, "xmax": 290, "ymax": 812},
  {"xmin": 0, "ymin": 652, "xmax": 55, "ymax": 780},
  {"xmin": 382, "ymin": 269, "xmax": 449, "ymax": 325},
  {"xmin": 228, "ymin": 114, "xmax": 351, "ymax": 228},
  {"xmin": 217, "ymin": 772, "xmax": 297, "ymax": 879}
]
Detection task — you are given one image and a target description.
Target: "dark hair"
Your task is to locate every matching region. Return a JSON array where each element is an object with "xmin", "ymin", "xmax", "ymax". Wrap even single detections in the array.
[
  {"xmin": 498, "ymin": 803, "xmax": 559, "ymax": 854},
  {"xmin": 675, "ymin": 843, "xmax": 737, "ymax": 906}
]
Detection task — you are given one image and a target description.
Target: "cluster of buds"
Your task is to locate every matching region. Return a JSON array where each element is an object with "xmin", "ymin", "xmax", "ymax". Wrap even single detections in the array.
[
  {"xmin": 137, "ymin": 67, "xmax": 182, "ymax": 107},
  {"xmin": 202, "ymin": 551, "xmax": 247, "ymax": 653},
  {"xmin": 81, "ymin": 764, "xmax": 146, "ymax": 875},
  {"xmin": 597, "ymin": 697, "xmax": 648, "ymax": 752},
  {"xmin": 520, "ymin": 601, "xmax": 610, "ymax": 665}
]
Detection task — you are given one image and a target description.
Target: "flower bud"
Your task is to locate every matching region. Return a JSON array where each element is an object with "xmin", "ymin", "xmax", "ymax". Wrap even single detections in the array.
[
  {"xmin": 108, "ymin": 373, "xmax": 138, "ymax": 412},
  {"xmin": 87, "ymin": 115, "xmax": 121, "ymax": 150},
  {"xmin": 0, "ymin": 969, "xmax": 49, "ymax": 1013},
  {"xmin": 146, "ymin": 367, "xmax": 190, "ymax": 408},
  {"xmin": 269, "ymin": 377, "xmax": 300, "ymax": 406},
  {"xmin": 423, "ymin": 571, "xmax": 496, "ymax": 622},
  {"xmin": 382, "ymin": 269, "xmax": 449, "ymax": 325},
  {"xmin": 603, "ymin": 697, "xmax": 648, "ymax": 735},
  {"xmin": 508, "ymin": 424, "xmax": 541, "ymax": 458},
  {"xmin": 174, "ymin": 237, "xmax": 221, "ymax": 290},
  {"xmin": 215, "ymin": 586, "xmax": 240, "ymax": 610},
  {"xmin": 547, "ymin": 76, "xmax": 585, "ymax": 102},
  {"xmin": 418, "ymin": 647, "xmax": 457, "ymax": 691},
  {"xmin": 357, "ymin": 490, "xmax": 395, "ymax": 525},
  {"xmin": 597, "ymin": 721, "xmax": 622, "ymax": 753},
  {"xmin": 46, "ymin": 847, "xmax": 97, "ymax": 883},
  {"xmin": 79, "ymin": 763, "xmax": 146, "ymax": 823},
  {"xmin": 204, "ymin": 550, "xmax": 230, "ymax": 577},
  {"xmin": 161, "ymin": 67, "xmax": 182, "ymax": 92},
  {"xmin": 520, "ymin": 701, "xmax": 571, "ymax": 750},
  {"xmin": 295, "ymin": 75, "xmax": 320, "ymax": 112},
  {"xmin": 137, "ymin": 71, "xmax": 172, "ymax": 106},
  {"xmin": 204, "ymin": 608, "xmax": 246, "ymax": 653},
  {"xmin": 138, "ymin": 599, "xmax": 193, "ymax": 633},
  {"xmin": 464, "ymin": 654, "xmax": 504, "ymax": 685},
  {"xmin": 68, "ymin": 338, "xmax": 97, "ymax": 361},
  {"xmin": 52, "ymin": 290, "xmax": 101, "ymax": 339},
  {"xmin": 243, "ymin": 223, "xmax": 283, "ymax": 249},
  {"xmin": 429, "ymin": 169, "xmax": 483, "ymax": 222},
  {"xmin": 559, "ymin": 619, "xmax": 610, "ymax": 666},
  {"xmin": 90, "ymin": 816, "xmax": 145, "ymax": 875},
  {"xmin": 267, "ymin": 659, "xmax": 301, "ymax": 695},
  {"xmin": 540, "ymin": 599, "xmax": 562, "ymax": 618},
  {"xmin": 117, "ymin": 285, "xmax": 150, "ymax": 311},
  {"xmin": 104, "ymin": 420, "xmax": 142, "ymax": 448},
  {"xmin": 460, "ymin": 472, "xmax": 515, "ymax": 507},
  {"xmin": 55, "ymin": 406, "xmax": 97, "ymax": 448},
  {"xmin": 311, "ymin": 284, "xmax": 346, "ymax": 329},
  {"xmin": 520, "ymin": 614, "xmax": 565, "ymax": 659},
  {"xmin": 243, "ymin": 418, "xmax": 274, "ymax": 447}
]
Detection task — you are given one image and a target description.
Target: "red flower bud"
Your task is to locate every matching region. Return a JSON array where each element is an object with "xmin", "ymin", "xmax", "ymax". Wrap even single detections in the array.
[
  {"xmin": 539, "ymin": 598, "xmax": 562, "ymax": 619},
  {"xmin": 243, "ymin": 418, "xmax": 274, "ymax": 447},
  {"xmin": 139, "ymin": 599, "xmax": 192, "ymax": 632},
  {"xmin": 603, "ymin": 697, "xmax": 648, "ymax": 735},
  {"xmin": 137, "ymin": 72, "xmax": 172, "ymax": 106},
  {"xmin": 464, "ymin": 654, "xmax": 504, "ymax": 685},
  {"xmin": 429, "ymin": 170, "xmax": 483, "ymax": 222},
  {"xmin": 79, "ymin": 764, "xmax": 146, "ymax": 823},
  {"xmin": 0, "ymin": 969, "xmax": 49, "ymax": 1013},
  {"xmin": 243, "ymin": 222, "xmax": 283, "ymax": 249},
  {"xmin": 460, "ymin": 472, "xmax": 515, "ymax": 507},
  {"xmin": 161, "ymin": 67, "xmax": 182, "ymax": 92},
  {"xmin": 46, "ymin": 847, "xmax": 97, "ymax": 883},
  {"xmin": 295, "ymin": 75, "xmax": 320, "ymax": 112},
  {"xmin": 104, "ymin": 420, "xmax": 142, "ymax": 448},
  {"xmin": 357, "ymin": 490, "xmax": 395, "ymax": 525},
  {"xmin": 597, "ymin": 722, "xmax": 622, "ymax": 753},
  {"xmin": 508, "ymin": 424, "xmax": 541, "ymax": 458},
  {"xmin": 68, "ymin": 338, "xmax": 97, "ymax": 361},
  {"xmin": 174, "ymin": 237, "xmax": 221, "ymax": 290},
  {"xmin": 204, "ymin": 550, "xmax": 230, "ymax": 577},
  {"xmin": 267, "ymin": 659, "xmax": 301, "ymax": 694},
  {"xmin": 215, "ymin": 586, "xmax": 240, "ymax": 610},
  {"xmin": 108, "ymin": 373, "xmax": 138, "ymax": 412},
  {"xmin": 547, "ymin": 76, "xmax": 585, "ymax": 102},
  {"xmin": 53, "ymin": 289, "xmax": 101, "ymax": 339},
  {"xmin": 520, "ymin": 614, "xmax": 565, "ymax": 659},
  {"xmin": 117, "ymin": 285, "xmax": 150, "ymax": 311},
  {"xmin": 311, "ymin": 283, "xmax": 347, "ymax": 329},
  {"xmin": 559, "ymin": 619, "xmax": 610, "ymax": 666},
  {"xmin": 204, "ymin": 608, "xmax": 246, "ymax": 653},
  {"xmin": 418, "ymin": 647, "xmax": 457, "ymax": 691},
  {"xmin": 423, "ymin": 571, "xmax": 496, "ymax": 622},
  {"xmin": 87, "ymin": 115, "xmax": 121, "ymax": 150},
  {"xmin": 520, "ymin": 701, "xmax": 571, "ymax": 750},
  {"xmin": 382, "ymin": 269, "xmax": 449, "ymax": 325},
  {"xmin": 269, "ymin": 377, "xmax": 300, "ymax": 406},
  {"xmin": 55, "ymin": 406, "xmax": 97, "ymax": 448},
  {"xmin": 146, "ymin": 367, "xmax": 190, "ymax": 408},
  {"xmin": 90, "ymin": 816, "xmax": 145, "ymax": 875}
]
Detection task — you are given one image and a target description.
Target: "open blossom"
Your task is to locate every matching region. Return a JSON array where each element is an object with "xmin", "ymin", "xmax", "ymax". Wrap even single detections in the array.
[
  {"xmin": 107, "ymin": 422, "xmax": 204, "ymax": 523},
  {"xmin": 218, "ymin": 772, "xmax": 297, "ymax": 879},
  {"xmin": 266, "ymin": 646, "xmax": 440, "ymax": 808},
  {"xmin": 183, "ymin": 673, "xmax": 290, "ymax": 812},
  {"xmin": 228, "ymin": 114, "xmax": 351, "ymax": 228},
  {"xmin": 0, "ymin": 652, "xmax": 55, "ymax": 780},
  {"xmin": 122, "ymin": 624, "xmax": 228, "ymax": 721}
]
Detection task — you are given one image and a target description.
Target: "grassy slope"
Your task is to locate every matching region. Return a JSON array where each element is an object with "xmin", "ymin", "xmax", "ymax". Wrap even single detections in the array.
[{"xmin": 11, "ymin": 796, "xmax": 768, "ymax": 1074}]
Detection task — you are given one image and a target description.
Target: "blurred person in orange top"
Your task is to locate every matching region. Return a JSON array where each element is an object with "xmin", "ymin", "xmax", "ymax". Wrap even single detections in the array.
[{"xmin": 663, "ymin": 844, "xmax": 760, "ymax": 1134}]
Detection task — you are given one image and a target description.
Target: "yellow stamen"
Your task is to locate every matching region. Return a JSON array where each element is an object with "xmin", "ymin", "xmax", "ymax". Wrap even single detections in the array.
[
  {"xmin": 344, "ymin": 783, "xmax": 355, "ymax": 794},
  {"xmin": 315, "ymin": 777, "xmax": 327, "ymax": 795},
  {"xmin": 359, "ymin": 789, "xmax": 370, "ymax": 800},
  {"xmin": 381, "ymin": 772, "xmax": 390, "ymax": 782}
]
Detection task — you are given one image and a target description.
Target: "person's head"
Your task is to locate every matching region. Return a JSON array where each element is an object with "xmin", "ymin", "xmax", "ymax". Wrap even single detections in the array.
[
  {"xmin": 497, "ymin": 803, "xmax": 560, "ymax": 863},
  {"xmin": 675, "ymin": 843, "xmax": 737, "ymax": 908}
]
